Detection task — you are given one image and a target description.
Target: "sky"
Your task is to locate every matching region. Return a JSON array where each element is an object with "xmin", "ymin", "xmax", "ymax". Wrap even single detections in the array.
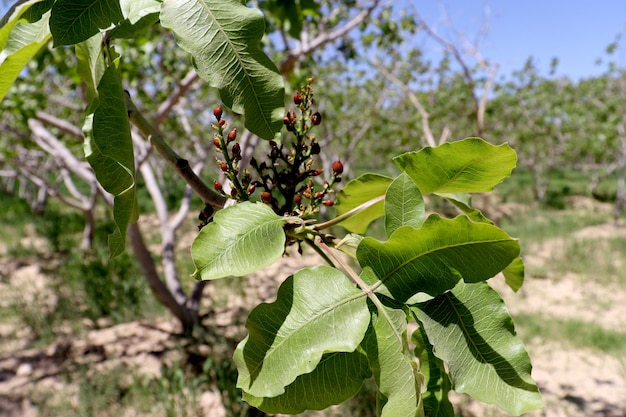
[
  {"xmin": 410, "ymin": 0, "xmax": 626, "ymax": 80},
  {"xmin": 1, "ymin": 0, "xmax": 624, "ymax": 81}
]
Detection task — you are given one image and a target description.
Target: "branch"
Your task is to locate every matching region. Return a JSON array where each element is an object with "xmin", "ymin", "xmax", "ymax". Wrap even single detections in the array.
[
  {"xmin": 373, "ymin": 60, "xmax": 437, "ymax": 147},
  {"xmin": 280, "ymin": 0, "xmax": 382, "ymax": 73},
  {"xmin": 154, "ymin": 70, "xmax": 199, "ymax": 127},
  {"xmin": 35, "ymin": 111, "xmax": 84, "ymax": 139},
  {"xmin": 125, "ymin": 93, "xmax": 227, "ymax": 209}
]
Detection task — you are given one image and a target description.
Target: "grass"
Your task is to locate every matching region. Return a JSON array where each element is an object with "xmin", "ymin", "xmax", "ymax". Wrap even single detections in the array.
[{"xmin": 514, "ymin": 313, "xmax": 626, "ymax": 357}]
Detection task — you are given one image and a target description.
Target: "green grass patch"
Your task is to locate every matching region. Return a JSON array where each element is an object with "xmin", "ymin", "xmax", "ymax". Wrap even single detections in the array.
[
  {"xmin": 514, "ymin": 313, "xmax": 626, "ymax": 357},
  {"xmin": 500, "ymin": 207, "xmax": 606, "ymax": 246}
]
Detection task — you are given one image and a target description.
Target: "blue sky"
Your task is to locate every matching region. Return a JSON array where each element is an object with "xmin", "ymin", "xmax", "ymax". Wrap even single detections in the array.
[
  {"xmin": 411, "ymin": 0, "xmax": 626, "ymax": 80},
  {"xmin": 1, "ymin": 0, "xmax": 624, "ymax": 80}
]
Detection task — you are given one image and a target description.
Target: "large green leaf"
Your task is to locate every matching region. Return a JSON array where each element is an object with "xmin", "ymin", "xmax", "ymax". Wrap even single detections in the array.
[
  {"xmin": 49, "ymin": 0, "xmax": 124, "ymax": 46},
  {"xmin": 75, "ymin": 33, "xmax": 105, "ymax": 103},
  {"xmin": 361, "ymin": 298, "xmax": 423, "ymax": 417},
  {"xmin": 0, "ymin": 6, "xmax": 51, "ymax": 101},
  {"xmin": 412, "ymin": 281, "xmax": 543, "ymax": 416},
  {"xmin": 83, "ymin": 58, "xmax": 138, "ymax": 257},
  {"xmin": 243, "ymin": 350, "xmax": 371, "ymax": 414},
  {"xmin": 393, "ymin": 138, "xmax": 517, "ymax": 194},
  {"xmin": 191, "ymin": 202, "xmax": 295, "ymax": 280},
  {"xmin": 160, "ymin": 0, "xmax": 284, "ymax": 140},
  {"xmin": 357, "ymin": 215, "xmax": 520, "ymax": 300},
  {"xmin": 234, "ymin": 266, "xmax": 370, "ymax": 398},
  {"xmin": 385, "ymin": 171, "xmax": 425, "ymax": 236},
  {"xmin": 108, "ymin": 0, "xmax": 160, "ymax": 39},
  {"xmin": 336, "ymin": 173, "xmax": 393, "ymax": 234},
  {"xmin": 412, "ymin": 327, "xmax": 454, "ymax": 417}
]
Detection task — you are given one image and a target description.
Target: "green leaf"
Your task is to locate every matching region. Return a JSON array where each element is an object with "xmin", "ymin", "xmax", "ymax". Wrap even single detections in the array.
[
  {"xmin": 160, "ymin": 0, "xmax": 284, "ymax": 140},
  {"xmin": 438, "ymin": 193, "xmax": 495, "ymax": 225},
  {"xmin": 75, "ymin": 34, "xmax": 105, "ymax": 103},
  {"xmin": 1, "ymin": 0, "xmax": 50, "ymax": 47},
  {"xmin": 393, "ymin": 138, "xmax": 517, "ymax": 194},
  {"xmin": 191, "ymin": 202, "xmax": 294, "ymax": 280},
  {"xmin": 357, "ymin": 215, "xmax": 520, "ymax": 300},
  {"xmin": 502, "ymin": 256, "xmax": 525, "ymax": 292},
  {"xmin": 235, "ymin": 266, "xmax": 370, "ymax": 398},
  {"xmin": 336, "ymin": 173, "xmax": 393, "ymax": 234},
  {"xmin": 385, "ymin": 172, "xmax": 425, "ymax": 236},
  {"xmin": 49, "ymin": 0, "xmax": 124, "ymax": 46},
  {"xmin": 361, "ymin": 302, "xmax": 423, "ymax": 417},
  {"xmin": 412, "ymin": 281, "xmax": 543, "ymax": 416},
  {"xmin": 108, "ymin": 0, "xmax": 160, "ymax": 39},
  {"xmin": 243, "ymin": 350, "xmax": 371, "ymax": 414},
  {"xmin": 412, "ymin": 327, "xmax": 454, "ymax": 417},
  {"xmin": 120, "ymin": 0, "xmax": 160, "ymax": 24},
  {"xmin": 83, "ymin": 58, "xmax": 137, "ymax": 257},
  {"xmin": 0, "ymin": 8, "xmax": 52, "ymax": 101}
]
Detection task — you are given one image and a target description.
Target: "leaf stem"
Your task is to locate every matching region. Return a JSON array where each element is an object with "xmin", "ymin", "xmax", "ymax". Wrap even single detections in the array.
[
  {"xmin": 317, "ymin": 238, "xmax": 404, "ymax": 346},
  {"xmin": 124, "ymin": 93, "xmax": 227, "ymax": 209},
  {"xmin": 314, "ymin": 194, "xmax": 385, "ymax": 230}
]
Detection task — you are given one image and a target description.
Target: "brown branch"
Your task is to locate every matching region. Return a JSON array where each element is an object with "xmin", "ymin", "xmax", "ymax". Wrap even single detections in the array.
[
  {"xmin": 280, "ymin": 0, "xmax": 382, "ymax": 73},
  {"xmin": 125, "ymin": 93, "xmax": 227, "ymax": 209},
  {"xmin": 154, "ymin": 70, "xmax": 199, "ymax": 127}
]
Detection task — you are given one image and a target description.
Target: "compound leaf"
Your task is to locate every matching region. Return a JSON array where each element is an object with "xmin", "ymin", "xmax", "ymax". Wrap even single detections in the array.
[
  {"xmin": 412, "ymin": 281, "xmax": 543, "ymax": 416},
  {"xmin": 235, "ymin": 266, "xmax": 370, "ymax": 398}
]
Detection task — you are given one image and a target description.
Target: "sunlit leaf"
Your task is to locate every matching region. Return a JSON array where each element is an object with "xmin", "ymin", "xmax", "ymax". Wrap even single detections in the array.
[
  {"xmin": 160, "ymin": 0, "xmax": 284, "ymax": 139},
  {"xmin": 336, "ymin": 173, "xmax": 392, "ymax": 233},
  {"xmin": 361, "ymin": 296, "xmax": 423, "ymax": 417},
  {"xmin": 192, "ymin": 202, "xmax": 294, "ymax": 280},
  {"xmin": 394, "ymin": 138, "xmax": 517, "ymax": 194},
  {"xmin": 235, "ymin": 266, "xmax": 370, "ymax": 398},
  {"xmin": 412, "ymin": 281, "xmax": 543, "ymax": 416},
  {"xmin": 0, "ymin": 6, "xmax": 51, "ymax": 101},
  {"xmin": 357, "ymin": 215, "xmax": 520, "ymax": 300},
  {"xmin": 385, "ymin": 171, "xmax": 425, "ymax": 236}
]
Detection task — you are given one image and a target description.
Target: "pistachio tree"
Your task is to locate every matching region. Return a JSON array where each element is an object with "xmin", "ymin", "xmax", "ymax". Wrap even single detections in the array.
[{"xmin": 0, "ymin": 1, "xmax": 542, "ymax": 415}]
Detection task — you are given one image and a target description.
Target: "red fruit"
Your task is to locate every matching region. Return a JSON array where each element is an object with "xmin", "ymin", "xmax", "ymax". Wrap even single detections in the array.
[
  {"xmin": 213, "ymin": 106, "xmax": 223, "ymax": 121},
  {"xmin": 293, "ymin": 91, "xmax": 304, "ymax": 105},
  {"xmin": 214, "ymin": 181, "xmax": 223, "ymax": 192},
  {"xmin": 310, "ymin": 169, "xmax": 323, "ymax": 177},
  {"xmin": 247, "ymin": 184, "xmax": 256, "ymax": 195},
  {"xmin": 228, "ymin": 129, "xmax": 237, "ymax": 142},
  {"xmin": 315, "ymin": 191, "xmax": 324, "ymax": 200},
  {"xmin": 260, "ymin": 191, "xmax": 272, "ymax": 203},
  {"xmin": 311, "ymin": 112, "xmax": 322, "ymax": 125},
  {"xmin": 332, "ymin": 160, "xmax": 344, "ymax": 175},
  {"xmin": 294, "ymin": 193, "xmax": 302, "ymax": 205},
  {"xmin": 322, "ymin": 200, "xmax": 335, "ymax": 207},
  {"xmin": 213, "ymin": 136, "xmax": 221, "ymax": 148},
  {"xmin": 220, "ymin": 163, "xmax": 228, "ymax": 171},
  {"xmin": 230, "ymin": 188, "xmax": 238, "ymax": 198},
  {"xmin": 218, "ymin": 119, "xmax": 226, "ymax": 127}
]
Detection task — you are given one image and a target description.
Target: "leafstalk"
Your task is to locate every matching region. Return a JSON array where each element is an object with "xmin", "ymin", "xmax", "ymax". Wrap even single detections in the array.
[{"xmin": 314, "ymin": 194, "xmax": 385, "ymax": 230}]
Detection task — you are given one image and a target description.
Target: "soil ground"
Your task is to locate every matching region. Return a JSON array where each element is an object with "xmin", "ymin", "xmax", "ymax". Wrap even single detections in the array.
[{"xmin": 1, "ymin": 199, "xmax": 625, "ymax": 416}]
